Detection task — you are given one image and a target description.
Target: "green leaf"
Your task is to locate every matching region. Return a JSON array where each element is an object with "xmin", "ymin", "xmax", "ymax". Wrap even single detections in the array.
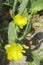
[
  {"xmin": 3, "ymin": 0, "xmax": 14, "ymax": 7},
  {"xmin": 12, "ymin": 0, "xmax": 17, "ymax": 16},
  {"xmin": 22, "ymin": 8, "xmax": 29, "ymax": 17},
  {"xmin": 40, "ymin": 56, "xmax": 43, "ymax": 59},
  {"xmin": 18, "ymin": 0, "xmax": 22, "ymax": 3},
  {"xmin": 28, "ymin": 62, "xmax": 35, "ymax": 65},
  {"xmin": 18, "ymin": 0, "xmax": 29, "ymax": 14},
  {"xmin": 30, "ymin": 0, "xmax": 43, "ymax": 14},
  {"xmin": 32, "ymin": 51, "xmax": 40, "ymax": 65},
  {"xmin": 8, "ymin": 22, "xmax": 17, "ymax": 44},
  {"xmin": 40, "ymin": 48, "xmax": 43, "ymax": 51}
]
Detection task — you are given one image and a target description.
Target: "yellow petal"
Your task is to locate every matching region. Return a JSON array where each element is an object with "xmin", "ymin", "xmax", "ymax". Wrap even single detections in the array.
[
  {"xmin": 5, "ymin": 44, "xmax": 11, "ymax": 49},
  {"xmin": 22, "ymin": 50, "xmax": 26, "ymax": 53},
  {"xmin": 13, "ymin": 51, "xmax": 19, "ymax": 61},
  {"xmin": 23, "ymin": 45, "xmax": 29, "ymax": 49},
  {"xmin": 7, "ymin": 52, "xmax": 13, "ymax": 60},
  {"xmin": 17, "ymin": 51, "xmax": 23, "ymax": 60}
]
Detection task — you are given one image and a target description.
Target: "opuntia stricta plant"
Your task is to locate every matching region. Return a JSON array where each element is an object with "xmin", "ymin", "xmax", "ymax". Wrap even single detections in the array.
[{"xmin": 3, "ymin": 0, "xmax": 43, "ymax": 64}]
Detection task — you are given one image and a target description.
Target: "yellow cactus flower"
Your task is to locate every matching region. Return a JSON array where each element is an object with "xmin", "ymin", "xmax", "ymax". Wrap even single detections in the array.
[
  {"xmin": 13, "ymin": 14, "xmax": 28, "ymax": 29},
  {"xmin": 5, "ymin": 43, "xmax": 25, "ymax": 61}
]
